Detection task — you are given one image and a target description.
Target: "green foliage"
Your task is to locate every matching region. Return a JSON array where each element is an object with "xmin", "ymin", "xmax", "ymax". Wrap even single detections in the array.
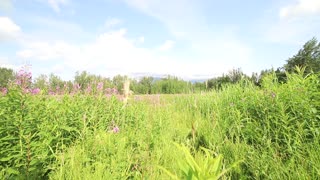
[
  {"xmin": 151, "ymin": 75, "xmax": 191, "ymax": 94},
  {"xmin": 73, "ymin": 71, "xmax": 112, "ymax": 91},
  {"xmin": 33, "ymin": 74, "xmax": 48, "ymax": 89},
  {"xmin": 285, "ymin": 37, "xmax": 320, "ymax": 75},
  {"xmin": 0, "ymin": 67, "xmax": 14, "ymax": 88},
  {"xmin": 1, "ymin": 68, "xmax": 319, "ymax": 179},
  {"xmin": 48, "ymin": 73, "xmax": 65, "ymax": 91},
  {"xmin": 132, "ymin": 76, "xmax": 153, "ymax": 94},
  {"xmin": 159, "ymin": 143, "xmax": 241, "ymax": 180},
  {"xmin": 112, "ymin": 74, "xmax": 128, "ymax": 93}
]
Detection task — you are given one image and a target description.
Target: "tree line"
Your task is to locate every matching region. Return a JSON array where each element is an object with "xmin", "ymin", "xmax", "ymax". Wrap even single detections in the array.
[{"xmin": 1, "ymin": 37, "xmax": 320, "ymax": 94}]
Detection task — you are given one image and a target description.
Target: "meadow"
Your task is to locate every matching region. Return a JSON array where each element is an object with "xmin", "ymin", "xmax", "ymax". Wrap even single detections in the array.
[{"xmin": 1, "ymin": 70, "xmax": 320, "ymax": 179}]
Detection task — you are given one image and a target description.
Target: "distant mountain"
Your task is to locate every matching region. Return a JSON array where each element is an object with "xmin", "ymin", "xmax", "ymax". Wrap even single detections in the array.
[{"xmin": 130, "ymin": 72, "xmax": 209, "ymax": 83}]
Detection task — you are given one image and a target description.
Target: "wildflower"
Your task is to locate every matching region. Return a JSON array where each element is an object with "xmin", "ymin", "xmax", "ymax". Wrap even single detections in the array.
[
  {"xmin": 15, "ymin": 67, "xmax": 32, "ymax": 89},
  {"xmin": 85, "ymin": 85, "xmax": 92, "ymax": 94},
  {"xmin": 112, "ymin": 88, "xmax": 118, "ymax": 94},
  {"xmin": 49, "ymin": 90, "xmax": 55, "ymax": 95},
  {"xmin": 1, "ymin": 88, "xmax": 7, "ymax": 95},
  {"xmin": 31, "ymin": 88, "xmax": 40, "ymax": 95},
  {"xmin": 97, "ymin": 82, "xmax": 103, "ymax": 91},
  {"xmin": 23, "ymin": 88, "xmax": 30, "ymax": 94},
  {"xmin": 113, "ymin": 126, "xmax": 120, "ymax": 133},
  {"xmin": 72, "ymin": 83, "xmax": 81, "ymax": 93},
  {"xmin": 271, "ymin": 92, "xmax": 276, "ymax": 98}
]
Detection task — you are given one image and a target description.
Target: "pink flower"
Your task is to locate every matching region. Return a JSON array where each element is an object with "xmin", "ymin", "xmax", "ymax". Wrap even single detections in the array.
[
  {"xmin": 112, "ymin": 88, "xmax": 118, "ymax": 94},
  {"xmin": 1, "ymin": 88, "xmax": 7, "ymax": 95},
  {"xmin": 97, "ymin": 82, "xmax": 103, "ymax": 91},
  {"xmin": 112, "ymin": 126, "xmax": 120, "ymax": 133},
  {"xmin": 31, "ymin": 88, "xmax": 40, "ymax": 95},
  {"xmin": 23, "ymin": 88, "xmax": 30, "ymax": 94},
  {"xmin": 86, "ymin": 85, "xmax": 92, "ymax": 94}
]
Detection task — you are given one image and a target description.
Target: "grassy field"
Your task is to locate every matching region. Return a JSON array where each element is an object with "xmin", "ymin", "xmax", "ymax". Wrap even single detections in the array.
[{"xmin": 1, "ymin": 71, "xmax": 320, "ymax": 179}]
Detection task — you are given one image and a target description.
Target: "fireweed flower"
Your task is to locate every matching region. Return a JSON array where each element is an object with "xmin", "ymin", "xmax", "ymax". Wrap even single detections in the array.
[
  {"xmin": 23, "ymin": 88, "xmax": 30, "ymax": 94},
  {"xmin": 85, "ymin": 85, "xmax": 92, "ymax": 94},
  {"xmin": 112, "ymin": 126, "xmax": 120, "ymax": 133},
  {"xmin": 15, "ymin": 67, "xmax": 32, "ymax": 90},
  {"xmin": 97, "ymin": 82, "xmax": 103, "ymax": 92},
  {"xmin": 49, "ymin": 90, "xmax": 55, "ymax": 95},
  {"xmin": 112, "ymin": 88, "xmax": 118, "ymax": 94},
  {"xmin": 31, "ymin": 88, "xmax": 40, "ymax": 95},
  {"xmin": 72, "ymin": 83, "xmax": 81, "ymax": 93},
  {"xmin": 1, "ymin": 88, "xmax": 7, "ymax": 95}
]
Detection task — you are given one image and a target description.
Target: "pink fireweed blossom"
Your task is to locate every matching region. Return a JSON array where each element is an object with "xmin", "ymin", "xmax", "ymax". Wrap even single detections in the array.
[
  {"xmin": 1, "ymin": 88, "xmax": 7, "ymax": 95},
  {"xmin": 85, "ymin": 85, "xmax": 92, "ymax": 94},
  {"xmin": 15, "ymin": 68, "xmax": 32, "ymax": 89},
  {"xmin": 49, "ymin": 90, "xmax": 55, "ymax": 95},
  {"xmin": 97, "ymin": 82, "xmax": 103, "ymax": 92},
  {"xmin": 23, "ymin": 88, "xmax": 30, "ymax": 94},
  {"xmin": 31, "ymin": 88, "xmax": 40, "ymax": 95},
  {"xmin": 112, "ymin": 126, "xmax": 120, "ymax": 133},
  {"xmin": 73, "ymin": 83, "xmax": 81, "ymax": 91},
  {"xmin": 112, "ymin": 88, "xmax": 118, "ymax": 94}
]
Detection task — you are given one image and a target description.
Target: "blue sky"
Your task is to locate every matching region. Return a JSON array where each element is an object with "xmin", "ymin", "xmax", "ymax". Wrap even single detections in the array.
[{"xmin": 0, "ymin": 0, "xmax": 320, "ymax": 80}]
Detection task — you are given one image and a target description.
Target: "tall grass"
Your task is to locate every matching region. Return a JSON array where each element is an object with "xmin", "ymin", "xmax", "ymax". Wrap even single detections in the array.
[{"xmin": 0, "ymin": 69, "xmax": 319, "ymax": 179}]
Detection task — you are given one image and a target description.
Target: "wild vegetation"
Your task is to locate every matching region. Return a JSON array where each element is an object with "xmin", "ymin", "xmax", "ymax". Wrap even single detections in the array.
[{"xmin": 0, "ymin": 38, "xmax": 320, "ymax": 179}]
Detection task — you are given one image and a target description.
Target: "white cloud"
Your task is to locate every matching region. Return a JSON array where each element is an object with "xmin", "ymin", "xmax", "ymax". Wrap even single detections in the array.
[
  {"xmin": 280, "ymin": 0, "xmax": 320, "ymax": 19},
  {"xmin": 121, "ymin": 0, "xmax": 253, "ymax": 74},
  {"xmin": 12, "ymin": 0, "xmax": 253, "ymax": 79},
  {"xmin": 0, "ymin": 17, "xmax": 21, "ymax": 42},
  {"xmin": 264, "ymin": 19, "xmax": 318, "ymax": 44},
  {"xmin": 16, "ymin": 27, "xmax": 248, "ymax": 79},
  {"xmin": 104, "ymin": 18, "xmax": 122, "ymax": 28},
  {"xmin": 47, "ymin": 0, "xmax": 68, "ymax": 13},
  {"xmin": 123, "ymin": 0, "xmax": 207, "ymax": 38},
  {"xmin": 263, "ymin": 0, "xmax": 320, "ymax": 44},
  {"xmin": 157, "ymin": 40, "xmax": 175, "ymax": 51}
]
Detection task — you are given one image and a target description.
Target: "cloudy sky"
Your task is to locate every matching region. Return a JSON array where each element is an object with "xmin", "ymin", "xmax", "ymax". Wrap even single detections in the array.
[{"xmin": 0, "ymin": 0, "xmax": 319, "ymax": 80}]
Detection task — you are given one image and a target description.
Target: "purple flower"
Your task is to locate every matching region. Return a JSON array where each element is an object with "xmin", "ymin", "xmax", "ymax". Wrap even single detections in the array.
[
  {"xmin": 31, "ymin": 88, "xmax": 40, "ymax": 95},
  {"xmin": 23, "ymin": 88, "xmax": 30, "ymax": 94},
  {"xmin": 86, "ymin": 85, "xmax": 92, "ymax": 94},
  {"xmin": 97, "ymin": 82, "xmax": 103, "ymax": 91},
  {"xmin": 15, "ymin": 67, "xmax": 32, "ymax": 89},
  {"xmin": 72, "ymin": 83, "xmax": 81, "ymax": 93},
  {"xmin": 112, "ymin": 126, "xmax": 120, "ymax": 133},
  {"xmin": 1, "ymin": 88, "xmax": 7, "ymax": 95},
  {"xmin": 271, "ymin": 92, "xmax": 276, "ymax": 98},
  {"xmin": 112, "ymin": 88, "xmax": 118, "ymax": 94}
]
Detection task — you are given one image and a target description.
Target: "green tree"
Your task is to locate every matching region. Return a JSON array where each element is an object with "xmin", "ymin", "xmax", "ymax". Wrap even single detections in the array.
[
  {"xmin": 33, "ymin": 74, "xmax": 48, "ymax": 89},
  {"xmin": 112, "ymin": 75, "xmax": 128, "ymax": 93},
  {"xmin": 74, "ymin": 71, "xmax": 93, "ymax": 90},
  {"xmin": 227, "ymin": 68, "xmax": 246, "ymax": 83},
  {"xmin": 138, "ymin": 76, "xmax": 153, "ymax": 94},
  {"xmin": 48, "ymin": 73, "xmax": 64, "ymax": 91},
  {"xmin": 0, "ymin": 67, "xmax": 14, "ymax": 87},
  {"xmin": 285, "ymin": 37, "xmax": 320, "ymax": 75}
]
